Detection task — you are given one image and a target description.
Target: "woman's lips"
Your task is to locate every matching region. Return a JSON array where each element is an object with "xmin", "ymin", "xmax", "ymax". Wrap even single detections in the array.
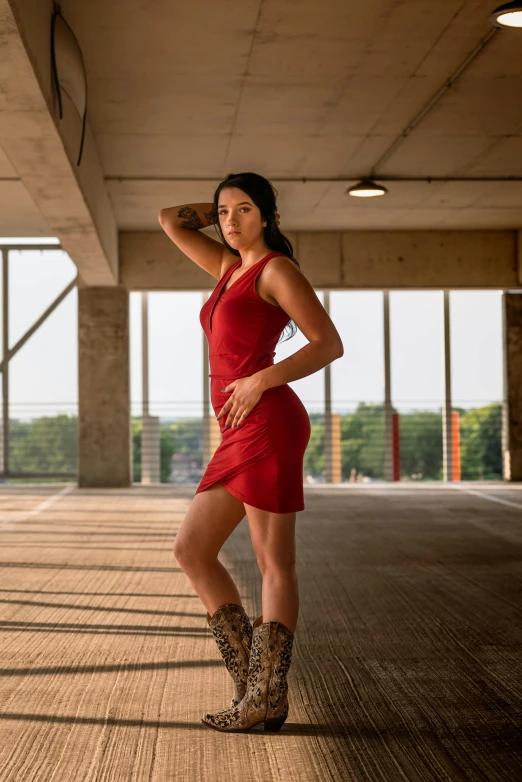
[{"xmin": 228, "ymin": 231, "xmax": 240, "ymax": 236}]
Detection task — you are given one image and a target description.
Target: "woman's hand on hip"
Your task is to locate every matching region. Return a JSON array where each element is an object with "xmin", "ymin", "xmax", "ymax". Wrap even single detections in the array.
[{"xmin": 217, "ymin": 376, "xmax": 265, "ymax": 428}]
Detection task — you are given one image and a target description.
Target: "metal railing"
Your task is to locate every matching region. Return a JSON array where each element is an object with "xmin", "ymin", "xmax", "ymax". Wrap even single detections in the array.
[{"xmin": 1, "ymin": 399, "xmax": 503, "ymax": 484}]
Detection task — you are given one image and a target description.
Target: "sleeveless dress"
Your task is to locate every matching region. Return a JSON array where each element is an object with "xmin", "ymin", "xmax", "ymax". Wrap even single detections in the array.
[{"xmin": 195, "ymin": 251, "xmax": 311, "ymax": 513}]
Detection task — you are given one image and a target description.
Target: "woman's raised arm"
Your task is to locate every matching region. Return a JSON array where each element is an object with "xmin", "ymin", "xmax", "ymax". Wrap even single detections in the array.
[{"xmin": 158, "ymin": 202, "xmax": 232, "ymax": 280}]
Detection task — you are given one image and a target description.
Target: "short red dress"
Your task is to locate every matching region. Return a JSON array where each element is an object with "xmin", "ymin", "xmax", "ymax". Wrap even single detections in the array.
[{"xmin": 195, "ymin": 251, "xmax": 311, "ymax": 513}]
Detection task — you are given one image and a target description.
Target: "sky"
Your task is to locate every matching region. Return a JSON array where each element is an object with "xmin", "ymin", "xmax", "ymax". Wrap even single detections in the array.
[{"xmin": 3, "ymin": 240, "xmax": 504, "ymax": 421}]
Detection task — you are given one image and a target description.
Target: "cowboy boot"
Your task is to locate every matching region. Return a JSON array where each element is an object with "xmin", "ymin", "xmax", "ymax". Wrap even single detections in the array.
[
  {"xmin": 207, "ymin": 603, "xmax": 253, "ymax": 707},
  {"xmin": 201, "ymin": 615, "xmax": 294, "ymax": 732}
]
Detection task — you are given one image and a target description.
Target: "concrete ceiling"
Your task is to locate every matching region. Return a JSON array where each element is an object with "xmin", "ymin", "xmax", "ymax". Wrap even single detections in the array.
[{"xmin": 2, "ymin": 0, "xmax": 522, "ymax": 236}]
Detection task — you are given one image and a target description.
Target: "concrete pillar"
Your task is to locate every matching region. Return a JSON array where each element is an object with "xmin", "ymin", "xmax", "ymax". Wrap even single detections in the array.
[
  {"xmin": 78, "ymin": 285, "xmax": 131, "ymax": 487},
  {"xmin": 442, "ymin": 291, "xmax": 453, "ymax": 482},
  {"xmin": 502, "ymin": 292, "xmax": 522, "ymax": 481}
]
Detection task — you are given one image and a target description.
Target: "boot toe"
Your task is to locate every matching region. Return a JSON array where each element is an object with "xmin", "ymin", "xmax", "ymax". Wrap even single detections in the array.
[{"xmin": 201, "ymin": 705, "xmax": 243, "ymax": 731}]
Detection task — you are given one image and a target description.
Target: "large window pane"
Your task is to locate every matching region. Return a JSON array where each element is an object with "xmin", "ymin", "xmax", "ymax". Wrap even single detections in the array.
[
  {"xmin": 331, "ymin": 291, "xmax": 385, "ymax": 481},
  {"xmin": 450, "ymin": 290, "xmax": 503, "ymax": 480}
]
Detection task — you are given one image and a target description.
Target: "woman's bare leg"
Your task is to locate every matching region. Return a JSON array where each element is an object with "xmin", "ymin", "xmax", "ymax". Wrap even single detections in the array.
[
  {"xmin": 173, "ymin": 483, "xmax": 246, "ymax": 615},
  {"xmin": 245, "ymin": 504, "xmax": 299, "ymax": 633}
]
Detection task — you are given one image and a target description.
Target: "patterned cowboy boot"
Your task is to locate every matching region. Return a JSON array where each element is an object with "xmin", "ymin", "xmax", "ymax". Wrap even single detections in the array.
[
  {"xmin": 201, "ymin": 615, "xmax": 294, "ymax": 732},
  {"xmin": 207, "ymin": 603, "xmax": 253, "ymax": 707}
]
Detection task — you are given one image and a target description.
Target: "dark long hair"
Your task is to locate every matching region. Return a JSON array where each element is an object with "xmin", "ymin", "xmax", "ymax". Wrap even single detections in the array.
[{"xmin": 209, "ymin": 172, "xmax": 299, "ymax": 343}]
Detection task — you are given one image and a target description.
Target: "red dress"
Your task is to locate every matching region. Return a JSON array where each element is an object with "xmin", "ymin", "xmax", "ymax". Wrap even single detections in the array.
[{"xmin": 195, "ymin": 251, "xmax": 311, "ymax": 513}]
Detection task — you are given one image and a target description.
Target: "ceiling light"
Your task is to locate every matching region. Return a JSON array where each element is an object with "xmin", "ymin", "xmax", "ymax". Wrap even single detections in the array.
[
  {"xmin": 347, "ymin": 179, "xmax": 388, "ymax": 198},
  {"xmin": 489, "ymin": 1, "xmax": 522, "ymax": 27}
]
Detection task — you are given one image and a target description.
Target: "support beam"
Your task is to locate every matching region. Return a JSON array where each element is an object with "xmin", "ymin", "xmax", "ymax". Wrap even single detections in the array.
[
  {"xmin": 0, "ymin": 1, "xmax": 118, "ymax": 284},
  {"xmin": 78, "ymin": 285, "xmax": 130, "ymax": 487},
  {"xmin": 120, "ymin": 230, "xmax": 518, "ymax": 291}
]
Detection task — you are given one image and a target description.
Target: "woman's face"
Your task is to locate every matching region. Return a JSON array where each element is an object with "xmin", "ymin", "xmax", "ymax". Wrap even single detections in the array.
[{"xmin": 217, "ymin": 187, "xmax": 267, "ymax": 249}]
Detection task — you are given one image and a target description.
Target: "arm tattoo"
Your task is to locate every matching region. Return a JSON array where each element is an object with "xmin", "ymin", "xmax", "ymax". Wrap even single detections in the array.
[
  {"xmin": 204, "ymin": 210, "xmax": 215, "ymax": 226},
  {"xmin": 178, "ymin": 207, "xmax": 204, "ymax": 230}
]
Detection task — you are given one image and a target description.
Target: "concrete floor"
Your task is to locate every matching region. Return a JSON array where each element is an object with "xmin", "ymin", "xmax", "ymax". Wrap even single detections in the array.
[{"xmin": 0, "ymin": 482, "xmax": 521, "ymax": 782}]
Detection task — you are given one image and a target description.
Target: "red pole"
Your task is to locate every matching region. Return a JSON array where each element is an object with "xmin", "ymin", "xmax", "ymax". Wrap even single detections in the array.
[
  {"xmin": 392, "ymin": 413, "xmax": 400, "ymax": 481},
  {"xmin": 452, "ymin": 411, "xmax": 461, "ymax": 481}
]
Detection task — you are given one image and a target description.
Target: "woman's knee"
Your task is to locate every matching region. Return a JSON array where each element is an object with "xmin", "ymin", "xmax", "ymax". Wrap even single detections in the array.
[
  {"xmin": 256, "ymin": 553, "xmax": 296, "ymax": 576},
  {"xmin": 172, "ymin": 538, "xmax": 206, "ymax": 571}
]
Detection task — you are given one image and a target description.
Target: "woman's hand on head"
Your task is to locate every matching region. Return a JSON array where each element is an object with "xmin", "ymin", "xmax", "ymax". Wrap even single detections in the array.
[{"xmin": 216, "ymin": 376, "xmax": 265, "ymax": 428}]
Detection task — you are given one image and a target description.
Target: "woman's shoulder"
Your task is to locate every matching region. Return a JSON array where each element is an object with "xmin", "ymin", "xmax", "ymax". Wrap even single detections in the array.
[{"xmin": 263, "ymin": 253, "xmax": 301, "ymax": 275}]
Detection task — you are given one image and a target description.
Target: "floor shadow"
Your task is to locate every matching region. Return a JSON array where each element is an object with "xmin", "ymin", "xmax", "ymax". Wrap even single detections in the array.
[
  {"xmin": 0, "ymin": 589, "xmax": 198, "ymax": 598},
  {"xmin": 0, "ymin": 545, "xmax": 172, "ymax": 552},
  {"xmin": 0, "ymin": 658, "xmax": 225, "ymax": 677},
  {"xmin": 0, "ymin": 711, "xmax": 204, "ymax": 730},
  {"xmin": 0, "ymin": 561, "xmax": 182, "ymax": 573},
  {"xmin": 0, "ymin": 530, "xmax": 174, "ymax": 537},
  {"xmin": 0, "ymin": 619, "xmax": 209, "ymax": 637},
  {"xmin": 0, "ymin": 597, "xmax": 204, "ymax": 618}
]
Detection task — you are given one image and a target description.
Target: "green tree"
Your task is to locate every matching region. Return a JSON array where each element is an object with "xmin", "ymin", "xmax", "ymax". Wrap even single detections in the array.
[
  {"xmin": 132, "ymin": 417, "xmax": 142, "ymax": 482},
  {"xmin": 399, "ymin": 411, "xmax": 442, "ymax": 480},
  {"xmin": 460, "ymin": 403, "xmax": 502, "ymax": 480},
  {"xmin": 159, "ymin": 426, "xmax": 176, "ymax": 482},
  {"xmin": 10, "ymin": 415, "xmax": 77, "ymax": 473},
  {"xmin": 340, "ymin": 403, "xmax": 386, "ymax": 479},
  {"xmin": 169, "ymin": 419, "xmax": 203, "ymax": 462}
]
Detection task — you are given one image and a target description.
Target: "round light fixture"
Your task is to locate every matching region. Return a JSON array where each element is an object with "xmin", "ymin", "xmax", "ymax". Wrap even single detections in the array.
[
  {"xmin": 347, "ymin": 179, "xmax": 388, "ymax": 198},
  {"xmin": 490, "ymin": 1, "xmax": 522, "ymax": 27}
]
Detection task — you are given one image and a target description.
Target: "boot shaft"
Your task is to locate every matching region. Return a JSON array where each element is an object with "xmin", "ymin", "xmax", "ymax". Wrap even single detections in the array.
[
  {"xmin": 247, "ymin": 620, "xmax": 294, "ymax": 717},
  {"xmin": 207, "ymin": 603, "xmax": 253, "ymax": 706}
]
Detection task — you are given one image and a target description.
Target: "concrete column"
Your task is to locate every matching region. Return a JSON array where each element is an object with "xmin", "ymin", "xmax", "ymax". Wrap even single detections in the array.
[
  {"xmin": 502, "ymin": 292, "xmax": 522, "ymax": 481},
  {"xmin": 442, "ymin": 291, "xmax": 453, "ymax": 482},
  {"xmin": 383, "ymin": 291, "xmax": 394, "ymax": 481},
  {"xmin": 78, "ymin": 285, "xmax": 131, "ymax": 487}
]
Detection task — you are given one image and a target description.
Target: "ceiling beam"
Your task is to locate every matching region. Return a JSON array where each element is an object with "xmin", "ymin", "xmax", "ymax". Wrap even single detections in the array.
[
  {"xmin": 0, "ymin": 0, "xmax": 118, "ymax": 285},
  {"xmin": 119, "ymin": 230, "xmax": 520, "ymax": 291}
]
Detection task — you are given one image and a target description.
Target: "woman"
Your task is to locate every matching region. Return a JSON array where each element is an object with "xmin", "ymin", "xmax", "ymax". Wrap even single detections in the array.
[{"xmin": 158, "ymin": 172, "xmax": 343, "ymax": 733}]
